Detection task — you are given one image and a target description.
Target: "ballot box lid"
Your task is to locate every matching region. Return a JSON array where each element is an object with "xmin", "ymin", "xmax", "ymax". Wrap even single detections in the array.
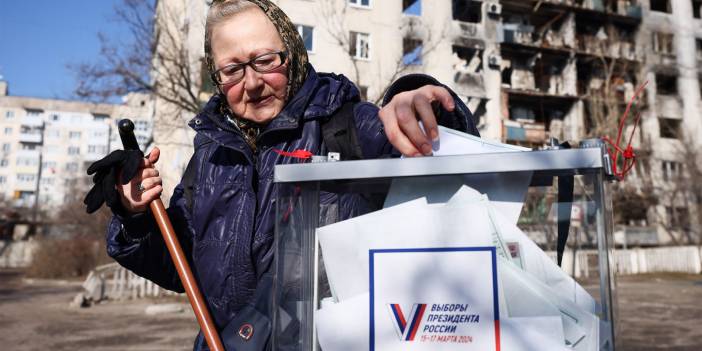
[{"xmin": 274, "ymin": 148, "xmax": 605, "ymax": 183}]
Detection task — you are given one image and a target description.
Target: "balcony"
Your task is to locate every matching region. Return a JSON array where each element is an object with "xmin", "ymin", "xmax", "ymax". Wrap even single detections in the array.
[
  {"xmin": 21, "ymin": 115, "xmax": 44, "ymax": 128},
  {"xmin": 16, "ymin": 149, "xmax": 41, "ymax": 160},
  {"xmin": 656, "ymin": 95, "xmax": 683, "ymax": 117},
  {"xmin": 451, "ymin": 21, "xmax": 485, "ymax": 48},
  {"xmin": 453, "ymin": 72, "xmax": 485, "ymax": 98},
  {"xmin": 14, "ymin": 178, "xmax": 38, "ymax": 192},
  {"xmin": 503, "ymin": 120, "xmax": 547, "ymax": 144},
  {"xmin": 18, "ymin": 132, "xmax": 43, "ymax": 144}
]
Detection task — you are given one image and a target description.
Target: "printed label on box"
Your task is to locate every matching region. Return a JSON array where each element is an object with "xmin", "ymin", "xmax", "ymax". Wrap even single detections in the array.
[{"xmin": 369, "ymin": 247, "xmax": 500, "ymax": 351}]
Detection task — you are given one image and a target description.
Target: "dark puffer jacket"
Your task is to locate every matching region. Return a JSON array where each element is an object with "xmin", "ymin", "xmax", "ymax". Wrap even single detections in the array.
[{"xmin": 105, "ymin": 65, "xmax": 478, "ymax": 349}]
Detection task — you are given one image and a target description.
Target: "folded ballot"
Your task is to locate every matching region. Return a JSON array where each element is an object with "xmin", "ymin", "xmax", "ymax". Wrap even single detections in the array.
[
  {"xmin": 315, "ymin": 185, "xmax": 602, "ymax": 351},
  {"xmin": 385, "ymin": 126, "xmax": 532, "ymax": 224}
]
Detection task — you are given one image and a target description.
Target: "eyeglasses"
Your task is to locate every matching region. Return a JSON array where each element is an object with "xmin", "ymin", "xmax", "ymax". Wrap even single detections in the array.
[{"xmin": 212, "ymin": 51, "xmax": 288, "ymax": 86}]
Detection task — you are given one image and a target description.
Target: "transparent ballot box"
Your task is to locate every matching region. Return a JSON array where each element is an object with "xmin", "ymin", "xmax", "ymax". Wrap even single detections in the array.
[{"xmin": 273, "ymin": 147, "xmax": 618, "ymax": 351}]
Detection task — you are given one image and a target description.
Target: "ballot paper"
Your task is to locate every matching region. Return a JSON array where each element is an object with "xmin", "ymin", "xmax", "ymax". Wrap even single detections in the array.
[
  {"xmin": 489, "ymin": 198, "xmax": 598, "ymax": 314},
  {"xmin": 384, "ymin": 126, "xmax": 532, "ymax": 224},
  {"xmin": 316, "ymin": 303, "xmax": 569, "ymax": 351},
  {"xmin": 317, "ymin": 198, "xmax": 494, "ymax": 302},
  {"xmin": 429, "ymin": 126, "xmax": 530, "ymax": 156},
  {"xmin": 315, "ymin": 254, "xmax": 580, "ymax": 351},
  {"xmin": 498, "ymin": 256, "xmax": 597, "ymax": 350},
  {"xmin": 316, "ymin": 293, "xmax": 371, "ymax": 351},
  {"xmin": 501, "ymin": 317, "xmax": 569, "ymax": 351},
  {"xmin": 315, "ymin": 184, "xmax": 601, "ymax": 350},
  {"xmin": 445, "ymin": 185, "xmax": 597, "ymax": 313}
]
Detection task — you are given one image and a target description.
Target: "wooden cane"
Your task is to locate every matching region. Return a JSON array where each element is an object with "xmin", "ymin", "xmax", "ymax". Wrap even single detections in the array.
[{"xmin": 119, "ymin": 119, "xmax": 225, "ymax": 351}]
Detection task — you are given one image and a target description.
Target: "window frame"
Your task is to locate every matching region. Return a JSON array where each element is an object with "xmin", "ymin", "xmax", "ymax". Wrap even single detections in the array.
[
  {"xmin": 295, "ymin": 24, "xmax": 315, "ymax": 53},
  {"xmin": 67, "ymin": 146, "xmax": 81, "ymax": 155},
  {"xmin": 349, "ymin": 31, "xmax": 371, "ymax": 60},
  {"xmin": 348, "ymin": 0, "xmax": 371, "ymax": 9}
]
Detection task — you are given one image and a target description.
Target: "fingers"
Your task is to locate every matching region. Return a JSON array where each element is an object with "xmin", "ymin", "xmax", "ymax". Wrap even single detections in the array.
[
  {"xmin": 425, "ymin": 85, "xmax": 454, "ymax": 112},
  {"xmin": 139, "ymin": 173, "xmax": 163, "ymax": 190},
  {"xmin": 412, "ymin": 93, "xmax": 439, "ymax": 143},
  {"xmin": 397, "ymin": 96, "xmax": 433, "ymax": 156},
  {"xmin": 379, "ymin": 105, "xmax": 421, "ymax": 157},
  {"xmin": 140, "ymin": 146, "xmax": 160, "ymax": 169},
  {"xmin": 147, "ymin": 147, "xmax": 160, "ymax": 165},
  {"xmin": 117, "ymin": 166, "xmax": 163, "ymax": 213}
]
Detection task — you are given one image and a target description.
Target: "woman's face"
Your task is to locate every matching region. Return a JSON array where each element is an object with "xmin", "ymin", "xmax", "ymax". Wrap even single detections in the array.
[{"xmin": 211, "ymin": 8, "xmax": 288, "ymax": 124}]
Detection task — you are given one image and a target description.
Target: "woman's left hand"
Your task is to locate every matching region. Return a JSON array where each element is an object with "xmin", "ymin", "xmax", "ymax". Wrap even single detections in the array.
[{"xmin": 378, "ymin": 85, "xmax": 455, "ymax": 157}]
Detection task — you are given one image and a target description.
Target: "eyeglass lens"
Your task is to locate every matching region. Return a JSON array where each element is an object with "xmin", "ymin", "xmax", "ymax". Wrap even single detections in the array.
[{"xmin": 217, "ymin": 52, "xmax": 284, "ymax": 84}]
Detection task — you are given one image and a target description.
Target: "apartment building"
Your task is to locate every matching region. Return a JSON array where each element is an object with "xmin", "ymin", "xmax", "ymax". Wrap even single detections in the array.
[
  {"xmin": 0, "ymin": 81, "xmax": 153, "ymax": 213},
  {"xmin": 150, "ymin": 0, "xmax": 701, "ymax": 244}
]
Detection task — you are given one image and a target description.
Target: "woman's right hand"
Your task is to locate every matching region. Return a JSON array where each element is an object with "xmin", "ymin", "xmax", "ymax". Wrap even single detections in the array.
[{"xmin": 117, "ymin": 147, "xmax": 163, "ymax": 213}]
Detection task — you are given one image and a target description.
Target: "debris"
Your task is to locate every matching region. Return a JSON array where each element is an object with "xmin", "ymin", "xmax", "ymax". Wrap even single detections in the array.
[{"xmin": 145, "ymin": 303, "xmax": 185, "ymax": 315}]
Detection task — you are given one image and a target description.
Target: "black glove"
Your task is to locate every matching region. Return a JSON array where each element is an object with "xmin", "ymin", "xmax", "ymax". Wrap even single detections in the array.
[{"xmin": 83, "ymin": 149, "xmax": 144, "ymax": 214}]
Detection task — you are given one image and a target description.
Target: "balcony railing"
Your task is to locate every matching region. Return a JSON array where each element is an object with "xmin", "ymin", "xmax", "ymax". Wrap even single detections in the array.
[
  {"xmin": 21, "ymin": 116, "xmax": 44, "ymax": 128},
  {"xmin": 18, "ymin": 132, "xmax": 43, "ymax": 144}
]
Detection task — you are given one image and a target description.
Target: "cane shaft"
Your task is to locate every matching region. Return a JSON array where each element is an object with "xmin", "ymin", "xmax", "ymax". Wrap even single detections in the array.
[
  {"xmin": 150, "ymin": 200, "xmax": 225, "ymax": 351},
  {"xmin": 118, "ymin": 119, "xmax": 224, "ymax": 351}
]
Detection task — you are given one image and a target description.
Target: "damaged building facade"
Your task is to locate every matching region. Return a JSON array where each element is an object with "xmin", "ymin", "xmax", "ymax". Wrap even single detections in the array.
[{"xmin": 150, "ymin": 0, "xmax": 701, "ymax": 245}]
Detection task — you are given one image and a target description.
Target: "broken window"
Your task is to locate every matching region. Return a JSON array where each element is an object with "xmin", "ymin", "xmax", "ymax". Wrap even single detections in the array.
[
  {"xmin": 452, "ymin": 0, "xmax": 482, "ymax": 23},
  {"xmin": 402, "ymin": 38, "xmax": 423, "ymax": 65},
  {"xmin": 652, "ymin": 32, "xmax": 674, "ymax": 55},
  {"xmin": 693, "ymin": 0, "xmax": 702, "ymax": 19},
  {"xmin": 659, "ymin": 118, "xmax": 681, "ymax": 139},
  {"xmin": 452, "ymin": 45, "xmax": 483, "ymax": 73},
  {"xmin": 509, "ymin": 106, "xmax": 536, "ymax": 122},
  {"xmin": 655, "ymin": 73, "xmax": 677, "ymax": 95},
  {"xmin": 661, "ymin": 160, "xmax": 683, "ymax": 181},
  {"xmin": 650, "ymin": 0, "xmax": 671, "ymax": 13},
  {"xmin": 403, "ymin": 0, "xmax": 421, "ymax": 15},
  {"xmin": 349, "ymin": 31, "xmax": 370, "ymax": 59}
]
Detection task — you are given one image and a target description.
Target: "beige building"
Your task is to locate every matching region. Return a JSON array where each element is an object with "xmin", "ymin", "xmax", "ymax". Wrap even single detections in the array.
[
  {"xmin": 151, "ymin": 0, "xmax": 701, "ymax": 244},
  {"xmin": 0, "ymin": 81, "xmax": 152, "ymax": 213}
]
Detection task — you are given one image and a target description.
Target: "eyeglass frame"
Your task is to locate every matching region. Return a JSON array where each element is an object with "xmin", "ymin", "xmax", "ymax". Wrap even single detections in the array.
[{"xmin": 211, "ymin": 51, "xmax": 288, "ymax": 86}]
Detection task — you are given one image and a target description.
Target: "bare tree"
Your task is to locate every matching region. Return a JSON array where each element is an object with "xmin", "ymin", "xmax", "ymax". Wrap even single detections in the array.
[
  {"xmin": 317, "ymin": 0, "xmax": 448, "ymax": 104},
  {"xmin": 70, "ymin": 0, "xmax": 205, "ymax": 116},
  {"xmin": 650, "ymin": 133, "xmax": 702, "ymax": 245}
]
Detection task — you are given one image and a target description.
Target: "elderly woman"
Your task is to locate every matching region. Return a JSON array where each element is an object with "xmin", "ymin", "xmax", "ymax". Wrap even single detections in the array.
[{"xmin": 89, "ymin": 0, "xmax": 478, "ymax": 349}]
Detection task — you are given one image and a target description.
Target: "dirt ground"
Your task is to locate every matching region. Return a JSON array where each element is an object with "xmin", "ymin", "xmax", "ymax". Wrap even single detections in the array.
[
  {"xmin": 1, "ymin": 269, "xmax": 701, "ymax": 350},
  {"xmin": 0, "ymin": 269, "xmax": 198, "ymax": 350}
]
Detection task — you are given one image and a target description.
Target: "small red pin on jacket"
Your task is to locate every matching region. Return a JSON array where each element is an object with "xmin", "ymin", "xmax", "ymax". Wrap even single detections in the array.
[{"xmin": 273, "ymin": 148, "xmax": 313, "ymax": 160}]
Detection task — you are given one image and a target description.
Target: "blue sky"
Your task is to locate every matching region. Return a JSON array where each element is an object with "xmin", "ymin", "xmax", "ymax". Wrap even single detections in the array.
[{"xmin": 0, "ymin": 1, "xmax": 134, "ymax": 100}]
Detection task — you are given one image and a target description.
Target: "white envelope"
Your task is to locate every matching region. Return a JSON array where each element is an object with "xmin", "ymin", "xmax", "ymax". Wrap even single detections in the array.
[
  {"xmin": 447, "ymin": 185, "xmax": 598, "ymax": 314},
  {"xmin": 315, "ymin": 294, "xmax": 371, "ymax": 351},
  {"xmin": 385, "ymin": 126, "xmax": 532, "ymax": 224},
  {"xmin": 489, "ymin": 198, "xmax": 598, "ymax": 314},
  {"xmin": 430, "ymin": 126, "xmax": 531, "ymax": 156},
  {"xmin": 318, "ymin": 198, "xmax": 494, "ymax": 302},
  {"xmin": 499, "ymin": 257, "xmax": 599, "ymax": 351},
  {"xmin": 501, "ymin": 317, "xmax": 569, "ymax": 351}
]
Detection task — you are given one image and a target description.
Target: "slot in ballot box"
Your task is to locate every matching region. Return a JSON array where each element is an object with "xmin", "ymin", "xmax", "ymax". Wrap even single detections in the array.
[{"xmin": 272, "ymin": 147, "xmax": 618, "ymax": 351}]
